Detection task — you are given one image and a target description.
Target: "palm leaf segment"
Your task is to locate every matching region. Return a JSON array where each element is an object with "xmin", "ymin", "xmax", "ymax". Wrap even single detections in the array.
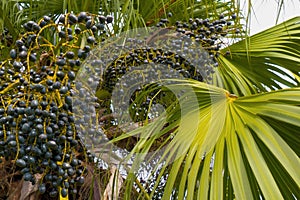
[
  {"xmin": 217, "ymin": 17, "xmax": 300, "ymax": 96},
  {"xmin": 117, "ymin": 80, "xmax": 300, "ymax": 199}
]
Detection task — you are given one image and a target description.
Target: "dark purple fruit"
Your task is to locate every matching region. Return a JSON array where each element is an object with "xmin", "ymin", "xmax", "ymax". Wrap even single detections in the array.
[
  {"xmin": 49, "ymin": 189, "xmax": 58, "ymax": 197},
  {"xmin": 53, "ymin": 81, "xmax": 61, "ymax": 89},
  {"xmin": 68, "ymin": 14, "xmax": 78, "ymax": 23},
  {"xmin": 19, "ymin": 51, "xmax": 27, "ymax": 59},
  {"xmin": 46, "ymin": 140, "xmax": 58, "ymax": 150},
  {"xmin": 86, "ymin": 20, "xmax": 92, "ymax": 29},
  {"xmin": 61, "ymin": 188, "xmax": 68, "ymax": 197},
  {"xmin": 87, "ymin": 36, "xmax": 95, "ymax": 44},
  {"xmin": 59, "ymin": 15, "xmax": 66, "ymax": 24},
  {"xmin": 62, "ymin": 162, "xmax": 71, "ymax": 169},
  {"xmin": 43, "ymin": 15, "xmax": 51, "ymax": 22},
  {"xmin": 23, "ymin": 172, "xmax": 33, "ymax": 181},
  {"xmin": 67, "ymin": 71, "xmax": 75, "ymax": 80},
  {"xmin": 30, "ymin": 100, "xmax": 39, "ymax": 108},
  {"xmin": 67, "ymin": 168, "xmax": 75, "ymax": 176},
  {"xmin": 77, "ymin": 49, "xmax": 86, "ymax": 58},
  {"xmin": 16, "ymin": 40, "xmax": 24, "ymax": 47},
  {"xmin": 56, "ymin": 70, "xmax": 65, "ymax": 79},
  {"xmin": 99, "ymin": 15, "xmax": 106, "ymax": 23},
  {"xmin": 91, "ymin": 25, "xmax": 97, "ymax": 33},
  {"xmin": 77, "ymin": 176, "xmax": 84, "ymax": 185},
  {"xmin": 59, "ymin": 31, "xmax": 66, "ymax": 38},
  {"xmin": 21, "ymin": 123, "xmax": 30, "ymax": 133},
  {"xmin": 29, "ymin": 54, "xmax": 37, "ymax": 62},
  {"xmin": 32, "ymin": 23, "xmax": 41, "ymax": 31},
  {"xmin": 106, "ymin": 15, "xmax": 113, "ymax": 23},
  {"xmin": 75, "ymin": 27, "xmax": 81, "ymax": 34},
  {"xmin": 96, "ymin": 23, "xmax": 105, "ymax": 30},
  {"xmin": 66, "ymin": 51, "xmax": 75, "ymax": 59},
  {"xmin": 10, "ymin": 49, "xmax": 17, "ymax": 59},
  {"xmin": 84, "ymin": 45, "xmax": 90, "ymax": 52},
  {"xmin": 8, "ymin": 140, "xmax": 17, "ymax": 147},
  {"xmin": 68, "ymin": 59, "xmax": 76, "ymax": 66},
  {"xmin": 65, "ymin": 96, "xmax": 72, "ymax": 106},
  {"xmin": 38, "ymin": 184, "xmax": 46, "ymax": 194},
  {"xmin": 16, "ymin": 159, "xmax": 27, "ymax": 167},
  {"xmin": 56, "ymin": 58, "xmax": 66, "ymax": 66},
  {"xmin": 13, "ymin": 61, "xmax": 23, "ymax": 70},
  {"xmin": 78, "ymin": 12, "xmax": 87, "ymax": 22}
]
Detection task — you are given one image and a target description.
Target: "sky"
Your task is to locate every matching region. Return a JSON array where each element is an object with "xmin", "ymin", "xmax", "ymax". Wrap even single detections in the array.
[{"xmin": 240, "ymin": 0, "xmax": 300, "ymax": 35}]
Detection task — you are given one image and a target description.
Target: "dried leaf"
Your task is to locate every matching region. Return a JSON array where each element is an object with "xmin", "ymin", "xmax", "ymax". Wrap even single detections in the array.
[
  {"xmin": 19, "ymin": 174, "xmax": 42, "ymax": 200},
  {"xmin": 103, "ymin": 166, "xmax": 123, "ymax": 200}
]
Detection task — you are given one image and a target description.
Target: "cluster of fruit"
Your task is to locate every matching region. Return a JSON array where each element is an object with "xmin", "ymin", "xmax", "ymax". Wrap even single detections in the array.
[
  {"xmin": 83, "ymin": 13, "xmax": 241, "ymax": 198},
  {"xmin": 0, "ymin": 12, "xmax": 113, "ymax": 198},
  {"xmin": 158, "ymin": 13, "xmax": 240, "ymax": 59},
  {"xmin": 87, "ymin": 13, "xmax": 240, "ymax": 145}
]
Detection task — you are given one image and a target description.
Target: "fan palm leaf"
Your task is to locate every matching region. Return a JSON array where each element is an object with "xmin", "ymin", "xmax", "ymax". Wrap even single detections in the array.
[
  {"xmin": 114, "ymin": 80, "xmax": 300, "ymax": 199},
  {"xmin": 216, "ymin": 17, "xmax": 300, "ymax": 96}
]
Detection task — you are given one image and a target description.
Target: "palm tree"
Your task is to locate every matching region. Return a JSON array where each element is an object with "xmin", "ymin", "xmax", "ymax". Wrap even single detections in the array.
[{"xmin": 0, "ymin": 0, "xmax": 299, "ymax": 199}]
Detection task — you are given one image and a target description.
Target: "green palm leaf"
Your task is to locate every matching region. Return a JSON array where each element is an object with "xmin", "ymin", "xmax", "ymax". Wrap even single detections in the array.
[
  {"xmin": 216, "ymin": 17, "xmax": 300, "ymax": 96},
  {"xmin": 0, "ymin": 1, "xmax": 19, "ymax": 39},
  {"xmin": 116, "ymin": 80, "xmax": 300, "ymax": 199}
]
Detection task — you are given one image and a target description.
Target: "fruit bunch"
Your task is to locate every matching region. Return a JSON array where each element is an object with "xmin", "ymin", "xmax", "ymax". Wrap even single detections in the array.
[
  {"xmin": 82, "ymin": 13, "xmax": 240, "ymax": 151},
  {"xmin": 0, "ymin": 12, "xmax": 113, "ymax": 198},
  {"xmin": 158, "ymin": 13, "xmax": 241, "ymax": 58}
]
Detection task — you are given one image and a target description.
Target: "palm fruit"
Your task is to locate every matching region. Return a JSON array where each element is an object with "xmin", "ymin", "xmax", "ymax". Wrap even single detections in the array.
[
  {"xmin": 77, "ymin": 12, "xmax": 240, "ymax": 152},
  {"xmin": 0, "ymin": 12, "xmax": 113, "ymax": 198}
]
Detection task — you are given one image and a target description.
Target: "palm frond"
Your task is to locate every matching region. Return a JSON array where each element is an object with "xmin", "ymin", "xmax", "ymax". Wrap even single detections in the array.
[
  {"xmin": 115, "ymin": 79, "xmax": 300, "ymax": 199},
  {"xmin": 217, "ymin": 17, "xmax": 300, "ymax": 96},
  {"xmin": 0, "ymin": 0, "xmax": 24, "ymax": 40}
]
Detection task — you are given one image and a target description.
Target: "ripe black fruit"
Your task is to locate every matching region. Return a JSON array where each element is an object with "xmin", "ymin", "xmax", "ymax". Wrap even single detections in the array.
[
  {"xmin": 10, "ymin": 49, "xmax": 17, "ymax": 59},
  {"xmin": 43, "ymin": 15, "xmax": 51, "ymax": 22},
  {"xmin": 75, "ymin": 27, "xmax": 81, "ymax": 34},
  {"xmin": 46, "ymin": 140, "xmax": 58, "ymax": 150},
  {"xmin": 61, "ymin": 188, "xmax": 68, "ymax": 197},
  {"xmin": 59, "ymin": 86, "xmax": 68, "ymax": 94},
  {"xmin": 99, "ymin": 15, "xmax": 106, "ymax": 23},
  {"xmin": 67, "ymin": 71, "xmax": 75, "ymax": 80},
  {"xmin": 106, "ymin": 15, "xmax": 113, "ymax": 23},
  {"xmin": 59, "ymin": 15, "xmax": 66, "ymax": 24},
  {"xmin": 16, "ymin": 159, "xmax": 27, "ymax": 167},
  {"xmin": 31, "ymin": 100, "xmax": 39, "ymax": 108},
  {"xmin": 15, "ymin": 40, "xmax": 24, "ymax": 47},
  {"xmin": 68, "ymin": 14, "xmax": 78, "ymax": 23},
  {"xmin": 96, "ymin": 23, "xmax": 105, "ymax": 30},
  {"xmin": 13, "ymin": 61, "xmax": 23, "ymax": 70},
  {"xmin": 59, "ymin": 31, "xmax": 66, "ymax": 38},
  {"xmin": 66, "ymin": 51, "xmax": 75, "ymax": 59},
  {"xmin": 86, "ymin": 20, "xmax": 92, "ymax": 29},
  {"xmin": 78, "ymin": 12, "xmax": 87, "ymax": 22},
  {"xmin": 49, "ymin": 189, "xmax": 58, "ymax": 197},
  {"xmin": 56, "ymin": 58, "xmax": 66, "ymax": 66},
  {"xmin": 38, "ymin": 184, "xmax": 46, "ymax": 194},
  {"xmin": 87, "ymin": 36, "xmax": 95, "ymax": 44},
  {"xmin": 23, "ymin": 172, "xmax": 33, "ymax": 181}
]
